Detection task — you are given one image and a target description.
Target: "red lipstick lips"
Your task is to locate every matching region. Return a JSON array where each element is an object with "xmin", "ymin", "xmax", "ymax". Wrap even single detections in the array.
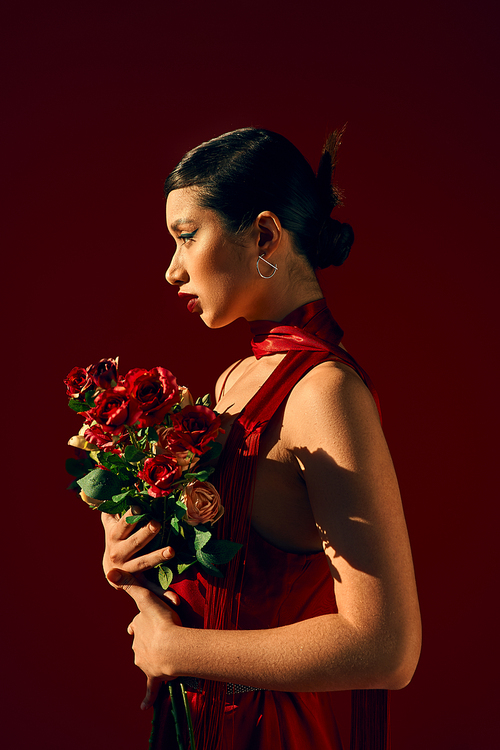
[{"xmin": 178, "ymin": 292, "xmax": 199, "ymax": 313}]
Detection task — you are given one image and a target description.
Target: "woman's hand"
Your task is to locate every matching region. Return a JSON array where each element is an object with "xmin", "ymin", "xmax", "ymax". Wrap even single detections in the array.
[
  {"xmin": 108, "ymin": 568, "xmax": 183, "ymax": 710},
  {"xmin": 102, "ymin": 508, "xmax": 176, "ymax": 599}
]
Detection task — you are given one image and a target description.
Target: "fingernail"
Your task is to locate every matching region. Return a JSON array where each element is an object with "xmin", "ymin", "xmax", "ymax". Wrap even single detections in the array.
[
  {"xmin": 162, "ymin": 547, "xmax": 174, "ymax": 558},
  {"xmin": 108, "ymin": 569, "xmax": 123, "ymax": 584},
  {"xmin": 149, "ymin": 521, "xmax": 160, "ymax": 532},
  {"xmin": 141, "ymin": 701, "xmax": 149, "ymax": 711}
]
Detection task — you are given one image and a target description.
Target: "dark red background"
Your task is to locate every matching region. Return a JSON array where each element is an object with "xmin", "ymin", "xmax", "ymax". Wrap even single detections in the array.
[{"xmin": 3, "ymin": 1, "xmax": 498, "ymax": 748}]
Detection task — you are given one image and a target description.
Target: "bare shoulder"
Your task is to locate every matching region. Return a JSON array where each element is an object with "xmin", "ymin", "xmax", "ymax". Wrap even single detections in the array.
[
  {"xmin": 215, "ymin": 356, "xmax": 255, "ymax": 402},
  {"xmin": 289, "ymin": 359, "xmax": 379, "ymax": 423},
  {"xmin": 282, "ymin": 360, "xmax": 384, "ymax": 466}
]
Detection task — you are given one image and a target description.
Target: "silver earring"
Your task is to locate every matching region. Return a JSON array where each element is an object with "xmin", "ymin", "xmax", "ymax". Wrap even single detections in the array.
[{"xmin": 257, "ymin": 253, "xmax": 278, "ymax": 279}]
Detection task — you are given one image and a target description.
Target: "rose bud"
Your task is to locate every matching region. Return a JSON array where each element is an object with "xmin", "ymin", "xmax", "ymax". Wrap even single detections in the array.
[
  {"xmin": 89, "ymin": 358, "xmax": 119, "ymax": 390},
  {"xmin": 181, "ymin": 481, "xmax": 224, "ymax": 526},
  {"xmin": 178, "ymin": 386, "xmax": 195, "ymax": 409},
  {"xmin": 123, "ymin": 367, "xmax": 180, "ymax": 427},
  {"xmin": 64, "ymin": 366, "xmax": 92, "ymax": 397},
  {"xmin": 138, "ymin": 454, "xmax": 182, "ymax": 498},
  {"xmin": 170, "ymin": 405, "xmax": 223, "ymax": 456}
]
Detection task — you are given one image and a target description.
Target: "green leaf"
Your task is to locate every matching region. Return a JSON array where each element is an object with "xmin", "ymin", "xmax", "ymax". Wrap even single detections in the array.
[
  {"xmin": 200, "ymin": 539, "xmax": 242, "ymax": 565},
  {"xmin": 126, "ymin": 514, "xmax": 147, "ymax": 525},
  {"xmin": 84, "ymin": 389, "xmax": 96, "ymax": 408},
  {"xmin": 124, "ymin": 445, "xmax": 146, "ymax": 463},
  {"xmin": 146, "ymin": 426, "xmax": 159, "ymax": 441},
  {"xmin": 177, "ymin": 561, "xmax": 196, "ymax": 575},
  {"xmin": 200, "ymin": 442, "xmax": 222, "ymax": 463},
  {"xmin": 170, "ymin": 516, "xmax": 179, "ymax": 533},
  {"xmin": 111, "ymin": 489, "xmax": 136, "ymax": 504},
  {"xmin": 98, "ymin": 498, "xmax": 128, "ymax": 514},
  {"xmin": 175, "ymin": 501, "xmax": 187, "ymax": 521},
  {"xmin": 195, "ymin": 550, "xmax": 223, "ymax": 577},
  {"xmin": 97, "ymin": 452, "xmax": 131, "ymax": 479},
  {"xmin": 195, "ymin": 394, "xmax": 211, "ymax": 407},
  {"xmin": 157, "ymin": 565, "xmax": 174, "ymax": 590},
  {"xmin": 193, "ymin": 528, "xmax": 211, "ymax": 551},
  {"xmin": 183, "ymin": 469, "xmax": 213, "ymax": 483},
  {"xmin": 65, "ymin": 457, "xmax": 88, "ymax": 478},
  {"xmin": 77, "ymin": 467, "xmax": 122, "ymax": 501},
  {"xmin": 68, "ymin": 398, "xmax": 90, "ymax": 413}
]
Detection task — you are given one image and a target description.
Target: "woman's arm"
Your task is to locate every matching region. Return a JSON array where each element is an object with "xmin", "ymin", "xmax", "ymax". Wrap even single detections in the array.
[{"xmin": 113, "ymin": 361, "xmax": 421, "ymax": 705}]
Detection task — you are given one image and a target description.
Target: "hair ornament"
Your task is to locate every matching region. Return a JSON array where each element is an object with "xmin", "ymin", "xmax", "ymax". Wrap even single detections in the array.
[{"xmin": 256, "ymin": 253, "xmax": 278, "ymax": 279}]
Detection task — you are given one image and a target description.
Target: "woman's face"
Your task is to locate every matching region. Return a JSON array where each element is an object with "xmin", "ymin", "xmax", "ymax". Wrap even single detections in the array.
[{"xmin": 165, "ymin": 187, "xmax": 261, "ymax": 328}]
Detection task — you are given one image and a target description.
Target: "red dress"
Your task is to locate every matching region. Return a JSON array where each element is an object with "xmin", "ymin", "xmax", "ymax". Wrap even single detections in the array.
[{"xmin": 150, "ymin": 300, "xmax": 387, "ymax": 750}]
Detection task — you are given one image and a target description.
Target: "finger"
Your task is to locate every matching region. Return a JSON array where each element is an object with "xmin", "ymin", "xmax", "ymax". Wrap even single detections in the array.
[
  {"xmin": 107, "ymin": 568, "xmax": 164, "ymax": 611},
  {"xmin": 131, "ymin": 571, "xmax": 180, "ymax": 602},
  {"xmin": 109, "ymin": 508, "xmax": 161, "ymax": 543},
  {"xmin": 123, "ymin": 546, "xmax": 175, "ymax": 575},
  {"xmin": 141, "ymin": 676, "xmax": 163, "ymax": 711},
  {"xmin": 164, "ymin": 589, "xmax": 181, "ymax": 607}
]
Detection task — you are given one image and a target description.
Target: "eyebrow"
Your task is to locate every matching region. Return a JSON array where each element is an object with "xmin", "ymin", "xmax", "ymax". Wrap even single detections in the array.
[{"xmin": 170, "ymin": 217, "xmax": 196, "ymax": 231}]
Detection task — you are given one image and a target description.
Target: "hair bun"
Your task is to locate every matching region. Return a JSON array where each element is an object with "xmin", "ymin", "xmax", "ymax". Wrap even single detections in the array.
[{"xmin": 316, "ymin": 218, "xmax": 354, "ymax": 268}]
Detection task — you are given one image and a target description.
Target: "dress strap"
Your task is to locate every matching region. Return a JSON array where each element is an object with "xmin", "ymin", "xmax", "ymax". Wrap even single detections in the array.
[{"xmin": 239, "ymin": 346, "xmax": 380, "ymax": 436}]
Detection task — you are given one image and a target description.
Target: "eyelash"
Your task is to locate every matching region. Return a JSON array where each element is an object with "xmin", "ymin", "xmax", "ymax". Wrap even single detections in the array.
[{"xmin": 179, "ymin": 230, "xmax": 197, "ymax": 244}]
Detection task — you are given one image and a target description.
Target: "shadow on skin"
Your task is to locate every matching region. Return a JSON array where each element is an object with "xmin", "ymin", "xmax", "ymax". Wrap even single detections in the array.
[{"xmin": 291, "ymin": 445, "xmax": 386, "ymax": 584}]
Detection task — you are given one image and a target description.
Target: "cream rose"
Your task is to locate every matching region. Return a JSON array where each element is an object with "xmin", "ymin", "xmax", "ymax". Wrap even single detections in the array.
[
  {"xmin": 68, "ymin": 425, "xmax": 95, "ymax": 452},
  {"xmin": 181, "ymin": 481, "xmax": 224, "ymax": 526},
  {"xmin": 178, "ymin": 386, "xmax": 195, "ymax": 409},
  {"xmin": 79, "ymin": 490, "xmax": 104, "ymax": 509}
]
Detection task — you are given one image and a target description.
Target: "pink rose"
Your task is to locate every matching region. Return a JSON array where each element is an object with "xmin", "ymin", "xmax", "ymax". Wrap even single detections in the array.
[
  {"xmin": 181, "ymin": 481, "xmax": 224, "ymax": 526},
  {"xmin": 138, "ymin": 454, "xmax": 182, "ymax": 498},
  {"xmin": 86, "ymin": 386, "xmax": 142, "ymax": 434},
  {"xmin": 64, "ymin": 366, "xmax": 92, "ymax": 397},
  {"xmin": 123, "ymin": 367, "xmax": 180, "ymax": 427},
  {"xmin": 169, "ymin": 405, "xmax": 223, "ymax": 456}
]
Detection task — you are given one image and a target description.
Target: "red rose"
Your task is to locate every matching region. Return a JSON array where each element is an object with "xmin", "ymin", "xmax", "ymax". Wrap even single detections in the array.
[
  {"xmin": 83, "ymin": 422, "xmax": 123, "ymax": 452},
  {"xmin": 88, "ymin": 358, "xmax": 118, "ymax": 390},
  {"xmin": 64, "ymin": 366, "xmax": 92, "ymax": 397},
  {"xmin": 181, "ymin": 481, "xmax": 224, "ymax": 526},
  {"xmin": 169, "ymin": 405, "xmax": 223, "ymax": 456},
  {"xmin": 86, "ymin": 386, "xmax": 142, "ymax": 434},
  {"xmin": 138, "ymin": 454, "xmax": 182, "ymax": 498},
  {"xmin": 123, "ymin": 367, "xmax": 180, "ymax": 427}
]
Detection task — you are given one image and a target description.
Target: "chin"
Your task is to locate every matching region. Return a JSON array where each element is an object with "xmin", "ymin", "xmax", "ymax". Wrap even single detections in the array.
[{"xmin": 200, "ymin": 310, "xmax": 237, "ymax": 329}]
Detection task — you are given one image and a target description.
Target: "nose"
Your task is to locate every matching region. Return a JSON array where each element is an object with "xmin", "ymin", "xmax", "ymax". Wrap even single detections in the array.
[{"xmin": 165, "ymin": 251, "xmax": 187, "ymax": 286}]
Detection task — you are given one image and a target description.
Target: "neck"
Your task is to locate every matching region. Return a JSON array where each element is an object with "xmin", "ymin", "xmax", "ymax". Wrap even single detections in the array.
[{"xmin": 247, "ymin": 277, "xmax": 324, "ymax": 323}]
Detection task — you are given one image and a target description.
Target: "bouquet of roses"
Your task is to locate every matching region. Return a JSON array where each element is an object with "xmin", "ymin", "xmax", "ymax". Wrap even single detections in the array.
[{"xmin": 65, "ymin": 357, "xmax": 241, "ymax": 590}]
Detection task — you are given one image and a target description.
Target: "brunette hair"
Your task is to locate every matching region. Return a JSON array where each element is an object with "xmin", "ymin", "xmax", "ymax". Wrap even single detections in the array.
[{"xmin": 164, "ymin": 127, "xmax": 354, "ymax": 268}]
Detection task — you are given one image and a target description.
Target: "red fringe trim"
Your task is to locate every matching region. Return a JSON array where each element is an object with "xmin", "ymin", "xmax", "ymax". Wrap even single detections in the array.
[
  {"xmin": 194, "ymin": 427, "xmax": 260, "ymax": 750},
  {"xmin": 350, "ymin": 690, "xmax": 390, "ymax": 750}
]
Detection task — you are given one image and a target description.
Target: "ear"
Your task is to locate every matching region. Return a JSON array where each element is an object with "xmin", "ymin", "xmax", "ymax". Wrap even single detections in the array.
[{"xmin": 255, "ymin": 211, "xmax": 281, "ymax": 259}]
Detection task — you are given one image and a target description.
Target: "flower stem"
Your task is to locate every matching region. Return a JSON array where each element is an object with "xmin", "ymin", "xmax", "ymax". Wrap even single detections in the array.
[
  {"xmin": 126, "ymin": 424, "xmax": 141, "ymax": 451},
  {"xmin": 168, "ymin": 680, "xmax": 186, "ymax": 750},
  {"xmin": 180, "ymin": 682, "xmax": 196, "ymax": 749}
]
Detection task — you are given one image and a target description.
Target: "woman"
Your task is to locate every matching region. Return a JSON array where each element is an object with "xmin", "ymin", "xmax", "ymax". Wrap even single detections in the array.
[{"xmin": 103, "ymin": 128, "xmax": 421, "ymax": 750}]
